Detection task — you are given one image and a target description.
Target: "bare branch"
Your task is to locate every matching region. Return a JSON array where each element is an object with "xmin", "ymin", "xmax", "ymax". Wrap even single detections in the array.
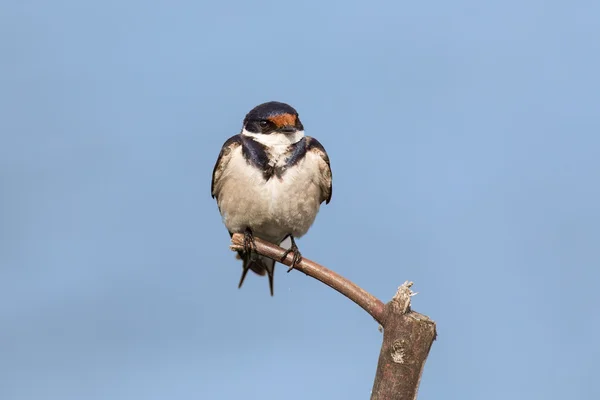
[
  {"xmin": 231, "ymin": 233, "xmax": 385, "ymax": 323},
  {"xmin": 370, "ymin": 282, "xmax": 437, "ymax": 400},
  {"xmin": 229, "ymin": 234, "xmax": 437, "ymax": 400}
]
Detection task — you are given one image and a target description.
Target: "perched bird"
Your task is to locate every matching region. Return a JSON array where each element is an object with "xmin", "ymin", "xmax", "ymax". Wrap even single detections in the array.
[{"xmin": 211, "ymin": 101, "xmax": 332, "ymax": 295}]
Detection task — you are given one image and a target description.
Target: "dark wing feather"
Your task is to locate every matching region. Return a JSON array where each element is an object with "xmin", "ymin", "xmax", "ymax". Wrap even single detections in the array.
[
  {"xmin": 306, "ymin": 137, "xmax": 332, "ymax": 204},
  {"xmin": 211, "ymin": 135, "xmax": 242, "ymax": 199}
]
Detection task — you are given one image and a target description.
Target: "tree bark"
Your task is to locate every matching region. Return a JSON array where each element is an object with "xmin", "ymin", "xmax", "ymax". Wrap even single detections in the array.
[
  {"xmin": 230, "ymin": 234, "xmax": 437, "ymax": 400},
  {"xmin": 370, "ymin": 282, "xmax": 437, "ymax": 400}
]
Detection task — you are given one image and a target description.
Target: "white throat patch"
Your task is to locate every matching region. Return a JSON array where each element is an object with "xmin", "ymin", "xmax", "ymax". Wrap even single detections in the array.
[{"xmin": 242, "ymin": 128, "xmax": 305, "ymax": 147}]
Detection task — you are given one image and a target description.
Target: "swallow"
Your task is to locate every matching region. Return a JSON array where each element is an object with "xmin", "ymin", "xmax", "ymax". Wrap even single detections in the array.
[{"xmin": 211, "ymin": 101, "xmax": 332, "ymax": 295}]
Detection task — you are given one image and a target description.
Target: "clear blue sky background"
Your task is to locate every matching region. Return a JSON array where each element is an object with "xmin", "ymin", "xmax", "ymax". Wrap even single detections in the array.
[{"xmin": 1, "ymin": 1, "xmax": 599, "ymax": 399}]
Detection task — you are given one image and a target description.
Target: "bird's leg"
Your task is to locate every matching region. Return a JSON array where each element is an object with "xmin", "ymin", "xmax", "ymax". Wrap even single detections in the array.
[
  {"xmin": 280, "ymin": 235, "xmax": 303, "ymax": 273},
  {"xmin": 243, "ymin": 228, "xmax": 257, "ymax": 256}
]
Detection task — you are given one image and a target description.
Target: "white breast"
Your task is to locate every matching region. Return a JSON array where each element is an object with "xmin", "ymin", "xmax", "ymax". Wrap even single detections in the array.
[{"xmin": 216, "ymin": 146, "xmax": 323, "ymax": 243}]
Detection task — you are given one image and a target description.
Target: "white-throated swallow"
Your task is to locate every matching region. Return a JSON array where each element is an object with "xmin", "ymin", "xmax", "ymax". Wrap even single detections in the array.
[{"xmin": 211, "ymin": 101, "xmax": 332, "ymax": 295}]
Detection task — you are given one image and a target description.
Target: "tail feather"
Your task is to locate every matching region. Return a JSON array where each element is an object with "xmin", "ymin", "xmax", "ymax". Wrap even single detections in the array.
[{"xmin": 238, "ymin": 255, "xmax": 276, "ymax": 296}]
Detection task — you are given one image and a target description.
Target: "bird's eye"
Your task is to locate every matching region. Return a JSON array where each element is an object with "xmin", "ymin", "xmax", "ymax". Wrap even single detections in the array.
[{"xmin": 259, "ymin": 120, "xmax": 269, "ymax": 128}]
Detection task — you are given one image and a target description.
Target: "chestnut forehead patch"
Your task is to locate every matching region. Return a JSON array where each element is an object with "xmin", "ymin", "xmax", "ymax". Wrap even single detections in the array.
[{"xmin": 268, "ymin": 113, "xmax": 297, "ymax": 128}]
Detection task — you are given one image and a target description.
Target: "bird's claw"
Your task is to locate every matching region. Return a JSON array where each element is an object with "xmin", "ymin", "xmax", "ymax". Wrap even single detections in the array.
[
  {"xmin": 243, "ymin": 229, "xmax": 257, "ymax": 256},
  {"xmin": 280, "ymin": 236, "xmax": 302, "ymax": 273},
  {"xmin": 287, "ymin": 251, "xmax": 302, "ymax": 273}
]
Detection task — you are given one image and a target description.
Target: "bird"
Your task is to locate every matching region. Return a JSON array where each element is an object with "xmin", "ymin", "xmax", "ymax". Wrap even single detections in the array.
[{"xmin": 211, "ymin": 101, "xmax": 332, "ymax": 296}]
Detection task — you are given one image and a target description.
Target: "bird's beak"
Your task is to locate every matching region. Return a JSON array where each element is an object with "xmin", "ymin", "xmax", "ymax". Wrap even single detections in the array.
[{"xmin": 278, "ymin": 125, "xmax": 297, "ymax": 134}]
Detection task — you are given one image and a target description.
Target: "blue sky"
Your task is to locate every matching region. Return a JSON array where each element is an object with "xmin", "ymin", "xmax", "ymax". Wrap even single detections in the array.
[{"xmin": 1, "ymin": 1, "xmax": 599, "ymax": 399}]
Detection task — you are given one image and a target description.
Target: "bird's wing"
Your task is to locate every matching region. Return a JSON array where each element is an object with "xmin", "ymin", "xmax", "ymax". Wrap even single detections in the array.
[
  {"xmin": 211, "ymin": 134, "xmax": 242, "ymax": 199},
  {"xmin": 306, "ymin": 137, "xmax": 333, "ymax": 204}
]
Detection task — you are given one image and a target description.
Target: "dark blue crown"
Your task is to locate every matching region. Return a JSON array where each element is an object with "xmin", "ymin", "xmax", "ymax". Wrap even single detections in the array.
[{"xmin": 243, "ymin": 101, "xmax": 298, "ymax": 125}]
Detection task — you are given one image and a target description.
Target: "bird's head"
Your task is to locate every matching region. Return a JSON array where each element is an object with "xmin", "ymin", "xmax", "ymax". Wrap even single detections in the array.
[{"xmin": 241, "ymin": 101, "xmax": 304, "ymax": 145}]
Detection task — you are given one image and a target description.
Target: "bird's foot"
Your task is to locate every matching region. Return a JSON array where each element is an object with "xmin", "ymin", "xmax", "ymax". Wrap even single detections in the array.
[
  {"xmin": 280, "ymin": 236, "xmax": 303, "ymax": 273},
  {"xmin": 243, "ymin": 228, "xmax": 257, "ymax": 256}
]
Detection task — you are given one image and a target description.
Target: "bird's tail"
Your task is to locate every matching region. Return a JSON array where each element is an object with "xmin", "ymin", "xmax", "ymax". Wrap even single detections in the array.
[{"xmin": 238, "ymin": 254, "xmax": 276, "ymax": 296}]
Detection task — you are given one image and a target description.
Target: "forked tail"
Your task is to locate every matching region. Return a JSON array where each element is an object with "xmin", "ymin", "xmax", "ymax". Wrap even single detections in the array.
[{"xmin": 238, "ymin": 255, "xmax": 276, "ymax": 296}]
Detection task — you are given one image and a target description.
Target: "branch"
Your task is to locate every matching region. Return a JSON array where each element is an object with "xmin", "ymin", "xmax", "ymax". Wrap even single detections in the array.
[
  {"xmin": 230, "ymin": 233, "xmax": 385, "ymax": 323},
  {"xmin": 370, "ymin": 282, "xmax": 437, "ymax": 400},
  {"xmin": 229, "ymin": 233, "xmax": 437, "ymax": 400}
]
